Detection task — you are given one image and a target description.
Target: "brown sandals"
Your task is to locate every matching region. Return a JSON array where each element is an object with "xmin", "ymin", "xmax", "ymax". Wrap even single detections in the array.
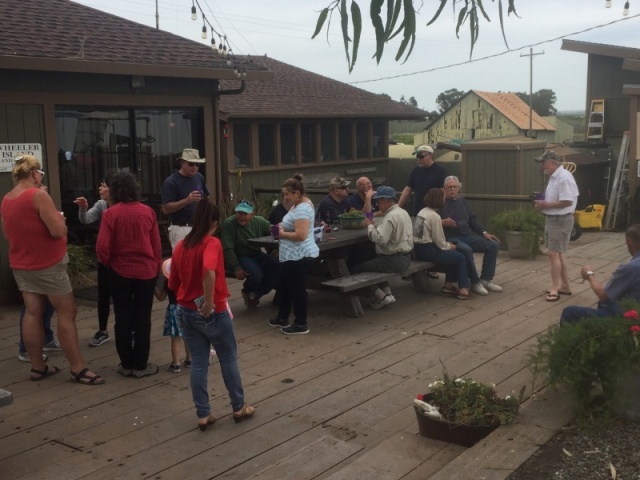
[
  {"xmin": 198, "ymin": 414, "xmax": 217, "ymax": 431},
  {"xmin": 70, "ymin": 367, "xmax": 105, "ymax": 385},
  {"xmin": 30, "ymin": 365, "xmax": 61, "ymax": 381},
  {"xmin": 232, "ymin": 404, "xmax": 256, "ymax": 423}
]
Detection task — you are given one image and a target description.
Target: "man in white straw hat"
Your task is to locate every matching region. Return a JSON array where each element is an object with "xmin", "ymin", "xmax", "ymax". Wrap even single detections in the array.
[{"xmin": 161, "ymin": 148, "xmax": 210, "ymax": 249}]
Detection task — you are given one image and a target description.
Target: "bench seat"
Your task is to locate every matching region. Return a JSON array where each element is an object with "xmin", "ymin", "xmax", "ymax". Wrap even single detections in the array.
[{"xmin": 321, "ymin": 272, "xmax": 392, "ymax": 293}]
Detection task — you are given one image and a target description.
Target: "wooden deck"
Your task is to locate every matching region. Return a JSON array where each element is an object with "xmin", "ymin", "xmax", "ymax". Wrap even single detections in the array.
[{"xmin": 0, "ymin": 231, "xmax": 629, "ymax": 480}]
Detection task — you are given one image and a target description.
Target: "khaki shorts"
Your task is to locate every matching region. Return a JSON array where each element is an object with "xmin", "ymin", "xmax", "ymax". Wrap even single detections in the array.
[
  {"xmin": 544, "ymin": 215, "xmax": 574, "ymax": 253},
  {"xmin": 13, "ymin": 253, "xmax": 72, "ymax": 295}
]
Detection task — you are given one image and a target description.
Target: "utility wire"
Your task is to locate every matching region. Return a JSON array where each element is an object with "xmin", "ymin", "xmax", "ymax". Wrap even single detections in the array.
[{"xmin": 348, "ymin": 13, "xmax": 640, "ymax": 85}]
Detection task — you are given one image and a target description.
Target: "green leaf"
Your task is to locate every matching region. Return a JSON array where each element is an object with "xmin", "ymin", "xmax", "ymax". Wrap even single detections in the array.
[
  {"xmin": 455, "ymin": 6, "xmax": 468, "ymax": 38},
  {"xmin": 427, "ymin": 0, "xmax": 448, "ymax": 27},
  {"xmin": 340, "ymin": 0, "xmax": 351, "ymax": 69},
  {"xmin": 498, "ymin": 0, "xmax": 510, "ymax": 50},
  {"xmin": 370, "ymin": 0, "xmax": 385, "ymax": 63},
  {"xmin": 386, "ymin": 0, "xmax": 403, "ymax": 37},
  {"xmin": 476, "ymin": 0, "xmax": 491, "ymax": 22},
  {"xmin": 350, "ymin": 1, "xmax": 362, "ymax": 72},
  {"xmin": 312, "ymin": 8, "xmax": 330, "ymax": 39}
]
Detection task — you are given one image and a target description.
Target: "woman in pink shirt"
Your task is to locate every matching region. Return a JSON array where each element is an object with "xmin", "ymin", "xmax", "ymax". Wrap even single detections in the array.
[{"xmin": 1, "ymin": 155, "xmax": 104, "ymax": 385}]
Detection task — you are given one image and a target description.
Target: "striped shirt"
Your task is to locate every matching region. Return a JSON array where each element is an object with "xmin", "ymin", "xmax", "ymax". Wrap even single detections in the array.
[{"xmin": 279, "ymin": 201, "xmax": 319, "ymax": 262}]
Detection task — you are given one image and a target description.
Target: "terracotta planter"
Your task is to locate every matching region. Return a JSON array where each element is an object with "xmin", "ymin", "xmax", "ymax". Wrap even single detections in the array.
[{"xmin": 414, "ymin": 404, "xmax": 499, "ymax": 448}]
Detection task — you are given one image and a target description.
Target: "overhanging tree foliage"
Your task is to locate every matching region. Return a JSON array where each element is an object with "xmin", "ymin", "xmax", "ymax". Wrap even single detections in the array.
[
  {"xmin": 312, "ymin": 0, "xmax": 519, "ymax": 72},
  {"xmin": 436, "ymin": 88, "xmax": 466, "ymax": 113}
]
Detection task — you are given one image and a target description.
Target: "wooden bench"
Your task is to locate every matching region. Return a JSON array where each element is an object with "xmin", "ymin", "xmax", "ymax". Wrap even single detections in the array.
[
  {"xmin": 404, "ymin": 259, "xmax": 438, "ymax": 293},
  {"xmin": 320, "ymin": 272, "xmax": 392, "ymax": 293}
]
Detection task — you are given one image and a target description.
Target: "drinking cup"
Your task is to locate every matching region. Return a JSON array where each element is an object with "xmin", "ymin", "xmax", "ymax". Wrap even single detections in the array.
[
  {"xmin": 365, "ymin": 211, "xmax": 374, "ymax": 221},
  {"xmin": 534, "ymin": 192, "xmax": 545, "ymax": 201},
  {"xmin": 270, "ymin": 224, "xmax": 280, "ymax": 240}
]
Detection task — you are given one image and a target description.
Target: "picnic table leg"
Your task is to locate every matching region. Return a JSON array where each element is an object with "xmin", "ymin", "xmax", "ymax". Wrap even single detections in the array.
[
  {"xmin": 411, "ymin": 271, "xmax": 432, "ymax": 293},
  {"xmin": 325, "ymin": 252, "xmax": 365, "ymax": 317}
]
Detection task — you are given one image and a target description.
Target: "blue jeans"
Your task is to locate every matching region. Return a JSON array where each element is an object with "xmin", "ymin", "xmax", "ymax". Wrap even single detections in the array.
[
  {"xmin": 414, "ymin": 243, "xmax": 471, "ymax": 289},
  {"xmin": 176, "ymin": 306, "xmax": 245, "ymax": 417},
  {"xmin": 560, "ymin": 301, "xmax": 619, "ymax": 326},
  {"xmin": 448, "ymin": 235, "xmax": 499, "ymax": 283},
  {"xmin": 19, "ymin": 301, "xmax": 55, "ymax": 354},
  {"xmin": 238, "ymin": 253, "xmax": 280, "ymax": 299}
]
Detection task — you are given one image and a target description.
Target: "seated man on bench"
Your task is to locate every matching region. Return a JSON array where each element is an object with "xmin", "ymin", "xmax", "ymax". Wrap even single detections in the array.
[{"xmin": 350, "ymin": 186, "xmax": 414, "ymax": 309}]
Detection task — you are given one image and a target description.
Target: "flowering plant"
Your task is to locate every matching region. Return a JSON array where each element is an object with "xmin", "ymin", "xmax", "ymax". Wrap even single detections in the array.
[
  {"xmin": 416, "ymin": 370, "xmax": 523, "ymax": 426},
  {"xmin": 529, "ymin": 300, "xmax": 640, "ymax": 419}
]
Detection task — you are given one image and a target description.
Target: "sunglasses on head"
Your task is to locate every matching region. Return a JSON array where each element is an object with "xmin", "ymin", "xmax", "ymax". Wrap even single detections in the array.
[{"xmin": 34, "ymin": 169, "xmax": 45, "ymax": 177}]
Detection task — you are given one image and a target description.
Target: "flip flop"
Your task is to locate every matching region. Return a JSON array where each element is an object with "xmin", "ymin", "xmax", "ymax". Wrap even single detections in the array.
[
  {"xmin": 30, "ymin": 365, "xmax": 61, "ymax": 381},
  {"xmin": 545, "ymin": 293, "xmax": 560, "ymax": 302},
  {"xmin": 427, "ymin": 272, "xmax": 440, "ymax": 279},
  {"xmin": 441, "ymin": 286, "xmax": 459, "ymax": 295},
  {"xmin": 546, "ymin": 290, "xmax": 572, "ymax": 295}
]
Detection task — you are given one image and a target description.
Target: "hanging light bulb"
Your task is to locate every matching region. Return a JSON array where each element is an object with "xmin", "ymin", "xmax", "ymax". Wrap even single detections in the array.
[
  {"xmin": 211, "ymin": 37, "xmax": 217, "ymax": 51},
  {"xmin": 623, "ymin": 1, "xmax": 630, "ymax": 14},
  {"xmin": 605, "ymin": 0, "xmax": 612, "ymax": 7},
  {"xmin": 191, "ymin": 5, "xmax": 197, "ymax": 20},
  {"xmin": 201, "ymin": 25, "xmax": 207, "ymax": 39}
]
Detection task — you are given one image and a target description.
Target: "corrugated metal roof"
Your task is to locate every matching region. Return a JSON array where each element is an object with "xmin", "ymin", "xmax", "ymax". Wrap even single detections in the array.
[
  {"xmin": 473, "ymin": 90, "xmax": 556, "ymax": 131},
  {"xmin": 562, "ymin": 40, "xmax": 640, "ymax": 60},
  {"xmin": 219, "ymin": 55, "xmax": 427, "ymax": 120}
]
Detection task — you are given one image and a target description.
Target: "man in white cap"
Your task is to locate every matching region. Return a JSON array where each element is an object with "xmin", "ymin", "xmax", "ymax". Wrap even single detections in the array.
[
  {"xmin": 161, "ymin": 148, "xmax": 210, "ymax": 249},
  {"xmin": 351, "ymin": 186, "xmax": 413, "ymax": 309},
  {"xmin": 316, "ymin": 176, "xmax": 351, "ymax": 224},
  {"xmin": 398, "ymin": 145, "xmax": 448, "ymax": 216},
  {"xmin": 221, "ymin": 200, "xmax": 279, "ymax": 308}
]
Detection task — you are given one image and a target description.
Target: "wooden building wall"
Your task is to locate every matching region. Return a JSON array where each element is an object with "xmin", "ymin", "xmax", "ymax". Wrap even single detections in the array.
[{"xmin": 424, "ymin": 94, "xmax": 522, "ymax": 144}]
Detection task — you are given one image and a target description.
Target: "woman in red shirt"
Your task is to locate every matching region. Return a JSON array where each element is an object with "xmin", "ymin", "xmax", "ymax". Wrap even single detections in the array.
[
  {"xmin": 1, "ymin": 155, "xmax": 104, "ymax": 384},
  {"xmin": 96, "ymin": 172, "xmax": 162, "ymax": 378},
  {"xmin": 169, "ymin": 198, "xmax": 254, "ymax": 430}
]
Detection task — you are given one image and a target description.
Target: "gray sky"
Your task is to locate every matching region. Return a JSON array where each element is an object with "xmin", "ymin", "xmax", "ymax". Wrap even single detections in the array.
[{"xmin": 74, "ymin": 0, "xmax": 640, "ymax": 112}]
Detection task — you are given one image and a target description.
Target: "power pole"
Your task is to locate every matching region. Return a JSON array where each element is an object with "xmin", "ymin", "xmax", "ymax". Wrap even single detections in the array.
[
  {"xmin": 155, "ymin": 0, "xmax": 159, "ymax": 29},
  {"xmin": 520, "ymin": 47, "xmax": 545, "ymax": 137}
]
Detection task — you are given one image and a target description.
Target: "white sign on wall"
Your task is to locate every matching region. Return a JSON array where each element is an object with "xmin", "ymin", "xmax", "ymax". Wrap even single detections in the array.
[{"xmin": 0, "ymin": 143, "xmax": 43, "ymax": 173}]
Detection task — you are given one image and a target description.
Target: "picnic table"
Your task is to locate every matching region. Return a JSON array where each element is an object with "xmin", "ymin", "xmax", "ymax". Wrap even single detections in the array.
[
  {"xmin": 0, "ymin": 388, "xmax": 13, "ymax": 407},
  {"xmin": 248, "ymin": 226, "xmax": 437, "ymax": 317}
]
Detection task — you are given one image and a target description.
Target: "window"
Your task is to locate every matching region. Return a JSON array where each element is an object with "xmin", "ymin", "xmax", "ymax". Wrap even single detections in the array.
[
  {"xmin": 301, "ymin": 123, "xmax": 317, "ymax": 163},
  {"xmin": 280, "ymin": 122, "xmax": 296, "ymax": 164},
  {"xmin": 355, "ymin": 122, "xmax": 369, "ymax": 158},
  {"xmin": 233, "ymin": 123, "xmax": 251, "ymax": 167},
  {"xmin": 258, "ymin": 123, "xmax": 276, "ymax": 166},
  {"xmin": 338, "ymin": 122, "xmax": 353, "ymax": 160},
  {"xmin": 320, "ymin": 123, "xmax": 335, "ymax": 162},
  {"xmin": 372, "ymin": 121, "xmax": 385, "ymax": 158}
]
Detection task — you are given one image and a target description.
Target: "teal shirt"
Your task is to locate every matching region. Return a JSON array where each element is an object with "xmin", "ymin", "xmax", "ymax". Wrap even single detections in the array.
[{"xmin": 221, "ymin": 215, "xmax": 271, "ymax": 272}]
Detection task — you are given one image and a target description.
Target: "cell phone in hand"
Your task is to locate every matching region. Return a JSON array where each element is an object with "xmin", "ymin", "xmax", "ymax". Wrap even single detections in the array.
[{"xmin": 194, "ymin": 296, "xmax": 204, "ymax": 308}]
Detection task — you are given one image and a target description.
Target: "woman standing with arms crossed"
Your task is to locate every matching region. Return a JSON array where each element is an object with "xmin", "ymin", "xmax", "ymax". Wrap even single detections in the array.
[
  {"xmin": 169, "ymin": 198, "xmax": 254, "ymax": 430},
  {"xmin": 96, "ymin": 172, "xmax": 162, "ymax": 378},
  {"xmin": 74, "ymin": 176, "xmax": 113, "ymax": 347},
  {"xmin": 1, "ymin": 155, "xmax": 104, "ymax": 384},
  {"xmin": 268, "ymin": 174, "xmax": 319, "ymax": 335}
]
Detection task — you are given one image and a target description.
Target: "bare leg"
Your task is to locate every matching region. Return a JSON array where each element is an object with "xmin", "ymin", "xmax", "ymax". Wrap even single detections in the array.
[
  {"xmin": 171, "ymin": 336, "xmax": 181, "ymax": 365},
  {"xmin": 22, "ymin": 292, "xmax": 47, "ymax": 373},
  {"xmin": 547, "ymin": 251, "xmax": 562, "ymax": 294},
  {"xmin": 47, "ymin": 292, "xmax": 99, "ymax": 379},
  {"xmin": 559, "ymin": 252, "xmax": 571, "ymax": 292}
]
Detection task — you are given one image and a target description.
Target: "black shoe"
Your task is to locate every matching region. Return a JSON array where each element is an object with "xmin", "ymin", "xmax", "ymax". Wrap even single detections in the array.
[
  {"xmin": 281, "ymin": 324, "xmax": 309, "ymax": 335},
  {"xmin": 268, "ymin": 317, "xmax": 289, "ymax": 328}
]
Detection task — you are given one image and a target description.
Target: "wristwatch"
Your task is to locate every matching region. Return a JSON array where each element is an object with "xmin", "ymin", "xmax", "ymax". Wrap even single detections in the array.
[{"xmin": 586, "ymin": 271, "xmax": 595, "ymax": 278}]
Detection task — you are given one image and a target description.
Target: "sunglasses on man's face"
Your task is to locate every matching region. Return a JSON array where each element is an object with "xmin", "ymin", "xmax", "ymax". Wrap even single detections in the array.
[{"xmin": 186, "ymin": 162, "xmax": 199, "ymax": 167}]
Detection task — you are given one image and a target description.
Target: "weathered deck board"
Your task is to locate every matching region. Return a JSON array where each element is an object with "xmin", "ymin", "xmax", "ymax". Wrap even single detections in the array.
[{"xmin": 0, "ymin": 232, "xmax": 630, "ymax": 479}]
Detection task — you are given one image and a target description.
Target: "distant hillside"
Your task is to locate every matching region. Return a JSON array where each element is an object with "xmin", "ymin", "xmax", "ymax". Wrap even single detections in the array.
[{"xmin": 557, "ymin": 113, "xmax": 586, "ymax": 138}]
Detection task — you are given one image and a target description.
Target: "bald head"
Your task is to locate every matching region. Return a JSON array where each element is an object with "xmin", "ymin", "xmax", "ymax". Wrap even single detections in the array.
[{"xmin": 355, "ymin": 177, "xmax": 373, "ymax": 195}]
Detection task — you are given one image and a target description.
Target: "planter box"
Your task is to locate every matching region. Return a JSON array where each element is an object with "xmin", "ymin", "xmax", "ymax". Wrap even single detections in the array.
[
  {"xmin": 505, "ymin": 231, "xmax": 536, "ymax": 259},
  {"xmin": 338, "ymin": 215, "xmax": 366, "ymax": 229},
  {"xmin": 414, "ymin": 405, "xmax": 499, "ymax": 447}
]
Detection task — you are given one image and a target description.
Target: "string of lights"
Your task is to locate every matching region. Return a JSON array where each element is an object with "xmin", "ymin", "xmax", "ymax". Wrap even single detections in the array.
[
  {"xmin": 348, "ymin": 12, "xmax": 640, "ymax": 86},
  {"xmin": 190, "ymin": 0, "xmax": 248, "ymax": 78}
]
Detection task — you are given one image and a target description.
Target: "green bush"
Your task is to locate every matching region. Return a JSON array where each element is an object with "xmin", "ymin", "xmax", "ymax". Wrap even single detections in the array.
[
  {"xmin": 488, "ymin": 207, "xmax": 544, "ymax": 234},
  {"xmin": 528, "ymin": 299, "xmax": 640, "ymax": 420}
]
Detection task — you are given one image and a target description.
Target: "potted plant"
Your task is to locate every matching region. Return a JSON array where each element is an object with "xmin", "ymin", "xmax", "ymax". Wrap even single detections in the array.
[
  {"xmin": 488, "ymin": 207, "xmax": 544, "ymax": 258},
  {"xmin": 414, "ymin": 369, "xmax": 524, "ymax": 447},
  {"xmin": 67, "ymin": 243, "xmax": 96, "ymax": 290},
  {"xmin": 528, "ymin": 300, "xmax": 640, "ymax": 421},
  {"xmin": 338, "ymin": 209, "xmax": 366, "ymax": 229}
]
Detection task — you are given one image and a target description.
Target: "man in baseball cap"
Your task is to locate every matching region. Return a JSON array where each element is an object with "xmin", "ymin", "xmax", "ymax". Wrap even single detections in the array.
[
  {"xmin": 222, "ymin": 200, "xmax": 279, "ymax": 308},
  {"xmin": 316, "ymin": 176, "xmax": 351, "ymax": 224},
  {"xmin": 398, "ymin": 144, "xmax": 448, "ymax": 215},
  {"xmin": 350, "ymin": 186, "xmax": 414, "ymax": 310}
]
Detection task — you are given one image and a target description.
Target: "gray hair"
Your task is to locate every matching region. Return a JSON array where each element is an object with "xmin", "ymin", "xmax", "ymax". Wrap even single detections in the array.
[{"xmin": 444, "ymin": 176, "xmax": 460, "ymax": 185}]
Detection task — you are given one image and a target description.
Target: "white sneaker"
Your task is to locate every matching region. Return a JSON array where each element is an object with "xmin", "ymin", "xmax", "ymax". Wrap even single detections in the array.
[
  {"xmin": 369, "ymin": 294, "xmax": 395, "ymax": 309},
  {"xmin": 480, "ymin": 279, "xmax": 503, "ymax": 292},
  {"xmin": 471, "ymin": 282, "xmax": 489, "ymax": 296},
  {"xmin": 18, "ymin": 352, "xmax": 48, "ymax": 362}
]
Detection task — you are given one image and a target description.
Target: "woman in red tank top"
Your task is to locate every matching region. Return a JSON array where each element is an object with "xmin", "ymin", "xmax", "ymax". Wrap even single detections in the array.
[{"xmin": 0, "ymin": 155, "xmax": 104, "ymax": 385}]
